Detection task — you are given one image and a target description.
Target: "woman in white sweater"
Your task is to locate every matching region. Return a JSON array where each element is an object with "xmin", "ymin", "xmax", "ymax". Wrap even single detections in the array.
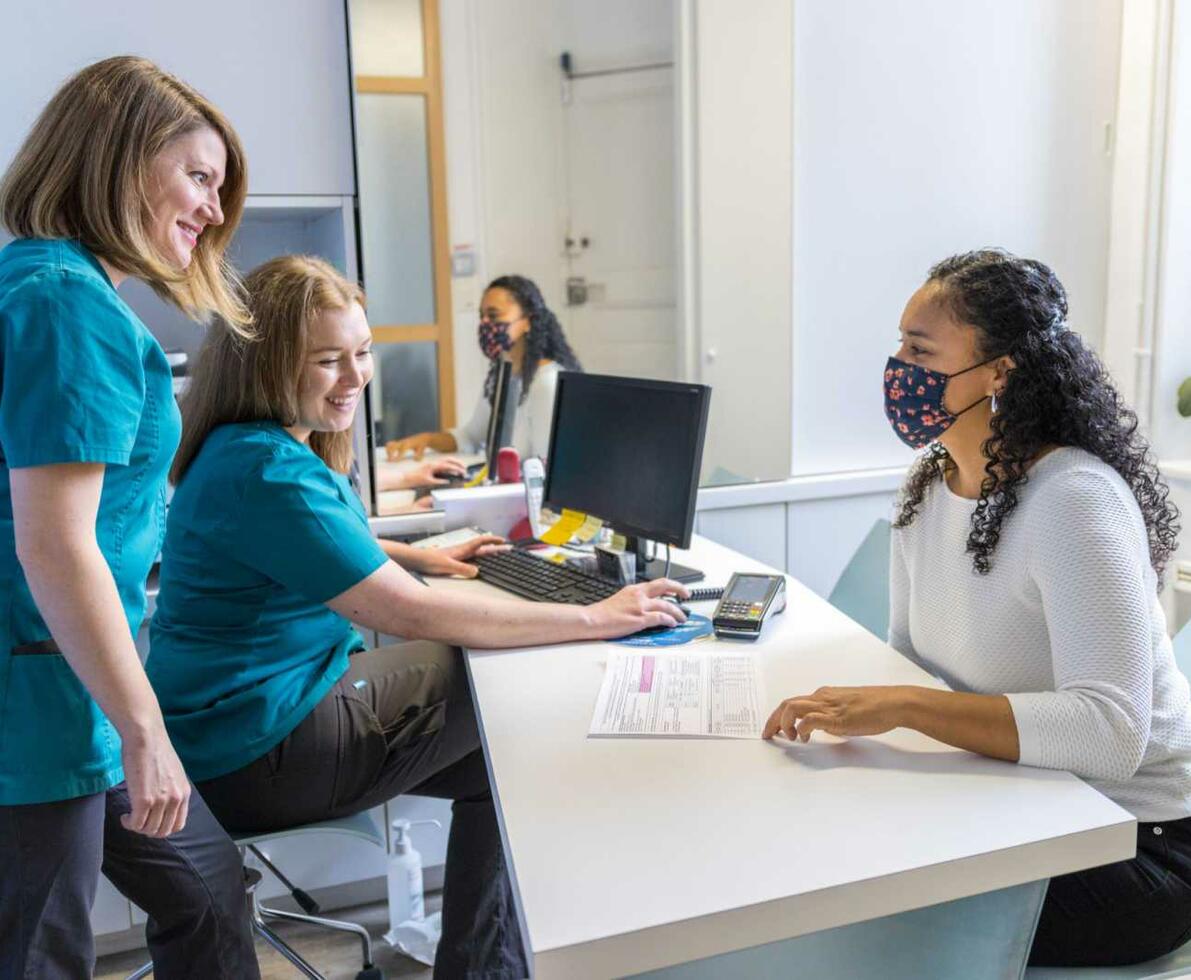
[
  {"xmin": 764, "ymin": 249, "xmax": 1191, "ymax": 967},
  {"xmin": 385, "ymin": 275, "xmax": 582, "ymax": 463}
]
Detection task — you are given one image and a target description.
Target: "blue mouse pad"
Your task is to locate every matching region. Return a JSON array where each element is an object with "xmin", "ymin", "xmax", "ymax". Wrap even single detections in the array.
[{"xmin": 612, "ymin": 614, "xmax": 714, "ymax": 647}]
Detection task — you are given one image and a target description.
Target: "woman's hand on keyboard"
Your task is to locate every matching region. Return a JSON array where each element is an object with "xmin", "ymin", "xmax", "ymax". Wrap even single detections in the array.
[
  {"xmin": 588, "ymin": 579, "xmax": 690, "ymax": 638},
  {"xmin": 415, "ymin": 535, "xmax": 509, "ymax": 578}
]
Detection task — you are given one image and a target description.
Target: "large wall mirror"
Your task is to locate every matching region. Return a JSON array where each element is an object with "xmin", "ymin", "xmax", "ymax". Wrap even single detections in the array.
[{"xmin": 350, "ymin": 0, "xmax": 791, "ymax": 517}]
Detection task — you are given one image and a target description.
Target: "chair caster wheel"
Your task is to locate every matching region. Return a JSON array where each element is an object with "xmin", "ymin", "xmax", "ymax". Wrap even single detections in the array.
[{"xmin": 356, "ymin": 967, "xmax": 384, "ymax": 980}]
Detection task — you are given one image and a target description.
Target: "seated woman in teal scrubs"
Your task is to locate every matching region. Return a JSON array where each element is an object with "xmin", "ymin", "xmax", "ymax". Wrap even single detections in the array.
[
  {"xmin": 147, "ymin": 254, "xmax": 687, "ymax": 979},
  {"xmin": 0, "ymin": 57, "xmax": 257, "ymax": 978}
]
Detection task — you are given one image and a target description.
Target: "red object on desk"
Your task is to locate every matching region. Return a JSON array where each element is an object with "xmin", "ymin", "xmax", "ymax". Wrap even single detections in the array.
[{"xmin": 496, "ymin": 447, "xmax": 521, "ymax": 483}]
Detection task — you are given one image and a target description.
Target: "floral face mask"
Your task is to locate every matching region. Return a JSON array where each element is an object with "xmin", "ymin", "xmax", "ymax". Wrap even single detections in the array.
[{"xmin": 883, "ymin": 355, "xmax": 996, "ymax": 449}]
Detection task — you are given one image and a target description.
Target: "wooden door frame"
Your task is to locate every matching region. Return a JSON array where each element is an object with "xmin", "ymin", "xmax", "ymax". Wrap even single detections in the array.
[{"xmin": 356, "ymin": 0, "xmax": 456, "ymax": 428}]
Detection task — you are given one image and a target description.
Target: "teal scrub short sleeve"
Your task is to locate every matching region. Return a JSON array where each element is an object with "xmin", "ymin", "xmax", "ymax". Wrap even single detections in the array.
[
  {"xmin": 239, "ymin": 449, "xmax": 388, "ymax": 603},
  {"xmin": 1, "ymin": 273, "xmax": 144, "ymax": 467}
]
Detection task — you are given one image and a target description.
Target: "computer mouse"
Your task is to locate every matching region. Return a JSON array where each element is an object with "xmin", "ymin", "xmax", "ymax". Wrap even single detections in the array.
[{"xmin": 662, "ymin": 595, "xmax": 692, "ymax": 617}]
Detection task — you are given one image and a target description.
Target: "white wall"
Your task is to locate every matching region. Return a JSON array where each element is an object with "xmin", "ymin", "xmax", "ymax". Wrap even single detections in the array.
[
  {"xmin": 789, "ymin": 0, "xmax": 1123, "ymax": 477},
  {"xmin": 1138, "ymin": 0, "xmax": 1191, "ymax": 629},
  {"xmin": 0, "ymin": 0, "xmax": 355, "ymax": 196},
  {"xmin": 1100, "ymin": 0, "xmax": 1169, "ymax": 415},
  {"xmin": 1149, "ymin": 2, "xmax": 1191, "ymax": 465}
]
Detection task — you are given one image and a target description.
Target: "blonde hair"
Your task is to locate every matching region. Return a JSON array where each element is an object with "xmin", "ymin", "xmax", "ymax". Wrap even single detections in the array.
[
  {"xmin": 0, "ymin": 55, "xmax": 250, "ymax": 329},
  {"xmin": 173, "ymin": 255, "xmax": 366, "ymax": 482}
]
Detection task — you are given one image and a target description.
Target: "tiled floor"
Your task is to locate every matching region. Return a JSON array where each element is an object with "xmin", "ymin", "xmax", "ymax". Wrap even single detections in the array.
[{"xmin": 94, "ymin": 895, "xmax": 440, "ymax": 980}]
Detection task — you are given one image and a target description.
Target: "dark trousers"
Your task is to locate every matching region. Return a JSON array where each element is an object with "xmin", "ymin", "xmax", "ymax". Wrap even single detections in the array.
[
  {"xmin": 0, "ymin": 782, "xmax": 258, "ymax": 980},
  {"xmin": 1029, "ymin": 814, "xmax": 1191, "ymax": 966},
  {"xmin": 198, "ymin": 641, "xmax": 528, "ymax": 980}
]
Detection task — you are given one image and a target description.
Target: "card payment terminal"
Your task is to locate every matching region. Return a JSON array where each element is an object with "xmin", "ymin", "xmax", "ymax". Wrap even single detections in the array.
[{"xmin": 712, "ymin": 573, "xmax": 787, "ymax": 639}]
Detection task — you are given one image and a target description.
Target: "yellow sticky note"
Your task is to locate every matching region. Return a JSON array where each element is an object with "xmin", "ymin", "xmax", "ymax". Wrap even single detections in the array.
[
  {"xmin": 541, "ymin": 508, "xmax": 586, "ymax": 546},
  {"xmin": 548, "ymin": 552, "xmax": 568, "ymax": 564},
  {"xmin": 611, "ymin": 532, "xmax": 627, "ymax": 551},
  {"xmin": 574, "ymin": 513, "xmax": 604, "ymax": 543}
]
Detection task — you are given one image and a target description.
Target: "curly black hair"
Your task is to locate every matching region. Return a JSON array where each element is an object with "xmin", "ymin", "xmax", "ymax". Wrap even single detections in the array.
[
  {"xmin": 894, "ymin": 249, "xmax": 1179, "ymax": 586},
  {"xmin": 482, "ymin": 274, "xmax": 582, "ymax": 404}
]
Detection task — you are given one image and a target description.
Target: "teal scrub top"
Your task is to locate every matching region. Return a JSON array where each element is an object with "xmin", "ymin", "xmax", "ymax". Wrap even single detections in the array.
[
  {"xmin": 0, "ymin": 239, "xmax": 181, "ymax": 805},
  {"xmin": 147, "ymin": 421, "xmax": 388, "ymax": 782}
]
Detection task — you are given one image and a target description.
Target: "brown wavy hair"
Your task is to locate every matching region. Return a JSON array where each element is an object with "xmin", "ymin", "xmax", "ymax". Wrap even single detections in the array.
[
  {"xmin": 0, "ymin": 55, "xmax": 250, "ymax": 329},
  {"xmin": 172, "ymin": 255, "xmax": 366, "ymax": 483}
]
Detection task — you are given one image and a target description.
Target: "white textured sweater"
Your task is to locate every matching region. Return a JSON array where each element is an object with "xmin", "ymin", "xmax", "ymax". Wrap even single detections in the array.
[
  {"xmin": 890, "ymin": 447, "xmax": 1191, "ymax": 821},
  {"xmin": 450, "ymin": 361, "xmax": 561, "ymax": 461}
]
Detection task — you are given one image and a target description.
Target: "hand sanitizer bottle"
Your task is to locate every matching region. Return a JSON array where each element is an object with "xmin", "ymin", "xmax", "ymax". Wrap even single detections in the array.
[
  {"xmin": 385, "ymin": 818, "xmax": 444, "ymax": 965},
  {"xmin": 387, "ymin": 818, "xmax": 425, "ymax": 928}
]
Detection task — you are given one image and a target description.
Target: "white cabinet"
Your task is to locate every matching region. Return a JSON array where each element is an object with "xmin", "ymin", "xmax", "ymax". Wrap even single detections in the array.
[
  {"xmin": 697, "ymin": 504, "xmax": 787, "ymax": 573},
  {"xmin": 92, "ymin": 875, "xmax": 134, "ymax": 937},
  {"xmin": 122, "ymin": 195, "xmax": 359, "ymax": 361},
  {"xmin": 0, "ymin": 0, "xmax": 355, "ymax": 196}
]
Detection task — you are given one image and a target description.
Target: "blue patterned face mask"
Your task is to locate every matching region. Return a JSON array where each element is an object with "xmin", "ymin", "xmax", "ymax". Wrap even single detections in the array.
[{"xmin": 883, "ymin": 355, "xmax": 996, "ymax": 449}]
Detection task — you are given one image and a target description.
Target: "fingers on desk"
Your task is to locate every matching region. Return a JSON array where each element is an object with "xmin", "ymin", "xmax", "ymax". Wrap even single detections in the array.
[{"xmin": 763, "ymin": 697, "xmax": 832, "ymax": 741}]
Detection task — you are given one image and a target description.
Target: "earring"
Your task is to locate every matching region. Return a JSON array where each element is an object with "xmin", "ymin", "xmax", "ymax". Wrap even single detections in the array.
[{"xmin": 990, "ymin": 391, "xmax": 999, "ymax": 414}]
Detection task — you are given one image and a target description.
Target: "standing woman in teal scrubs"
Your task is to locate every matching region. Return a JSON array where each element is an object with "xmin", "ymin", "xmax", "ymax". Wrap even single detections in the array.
[{"xmin": 0, "ymin": 57, "xmax": 258, "ymax": 978}]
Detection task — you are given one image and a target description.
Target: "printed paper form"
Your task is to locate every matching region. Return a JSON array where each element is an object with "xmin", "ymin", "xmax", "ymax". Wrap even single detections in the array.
[{"xmin": 589, "ymin": 652, "xmax": 763, "ymax": 738}]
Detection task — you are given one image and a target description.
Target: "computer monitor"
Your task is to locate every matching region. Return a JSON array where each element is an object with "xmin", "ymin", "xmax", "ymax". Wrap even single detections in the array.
[
  {"xmin": 484, "ymin": 359, "xmax": 518, "ymax": 483},
  {"xmin": 543, "ymin": 372, "xmax": 711, "ymax": 582}
]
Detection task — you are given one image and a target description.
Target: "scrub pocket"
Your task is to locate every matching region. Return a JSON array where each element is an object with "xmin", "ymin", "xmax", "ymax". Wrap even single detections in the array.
[
  {"xmin": 1, "ymin": 650, "xmax": 114, "ymax": 776},
  {"xmin": 330, "ymin": 663, "xmax": 450, "ymax": 810}
]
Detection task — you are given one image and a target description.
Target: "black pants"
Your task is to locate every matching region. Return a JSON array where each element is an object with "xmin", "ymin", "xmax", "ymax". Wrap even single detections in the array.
[
  {"xmin": 0, "ymin": 782, "xmax": 258, "ymax": 980},
  {"xmin": 1029, "ymin": 814, "xmax": 1191, "ymax": 966},
  {"xmin": 198, "ymin": 641, "xmax": 528, "ymax": 980}
]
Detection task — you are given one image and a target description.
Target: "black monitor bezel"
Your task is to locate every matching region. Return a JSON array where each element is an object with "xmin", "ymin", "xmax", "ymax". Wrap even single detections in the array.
[
  {"xmin": 484, "ymin": 359, "xmax": 515, "ymax": 479},
  {"xmin": 542, "ymin": 371, "xmax": 711, "ymax": 549}
]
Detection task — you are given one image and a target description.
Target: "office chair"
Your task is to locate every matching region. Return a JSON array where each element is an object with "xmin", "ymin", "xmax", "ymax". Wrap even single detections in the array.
[
  {"xmin": 827, "ymin": 518, "xmax": 891, "ymax": 639},
  {"xmin": 125, "ymin": 810, "xmax": 386, "ymax": 980}
]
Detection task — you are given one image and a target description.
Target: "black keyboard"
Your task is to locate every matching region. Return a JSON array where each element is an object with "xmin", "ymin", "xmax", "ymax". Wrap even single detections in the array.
[{"xmin": 472, "ymin": 550, "xmax": 621, "ymax": 605}]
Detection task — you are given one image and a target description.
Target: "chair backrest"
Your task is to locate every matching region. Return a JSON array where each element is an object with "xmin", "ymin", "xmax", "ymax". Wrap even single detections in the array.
[
  {"xmin": 827, "ymin": 518, "xmax": 892, "ymax": 639},
  {"xmin": 1172, "ymin": 617, "xmax": 1191, "ymax": 679}
]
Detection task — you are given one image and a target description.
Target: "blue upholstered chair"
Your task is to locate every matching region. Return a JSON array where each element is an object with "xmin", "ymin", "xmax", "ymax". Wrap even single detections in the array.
[{"xmin": 827, "ymin": 517, "xmax": 892, "ymax": 639}]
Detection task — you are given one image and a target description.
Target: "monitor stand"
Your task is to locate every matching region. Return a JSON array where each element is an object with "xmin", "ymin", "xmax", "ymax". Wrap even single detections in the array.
[{"xmin": 626, "ymin": 535, "xmax": 704, "ymax": 584}]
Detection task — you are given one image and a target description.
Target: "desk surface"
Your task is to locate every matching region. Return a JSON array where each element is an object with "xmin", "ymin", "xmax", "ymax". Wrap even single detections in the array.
[{"xmin": 430, "ymin": 535, "xmax": 1135, "ymax": 979}]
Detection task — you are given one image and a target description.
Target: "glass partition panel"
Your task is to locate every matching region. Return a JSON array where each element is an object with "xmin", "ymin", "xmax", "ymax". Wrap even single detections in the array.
[
  {"xmin": 356, "ymin": 93, "xmax": 436, "ymax": 326},
  {"xmin": 371, "ymin": 341, "xmax": 440, "ymax": 445},
  {"xmin": 350, "ymin": 0, "xmax": 425, "ymax": 76}
]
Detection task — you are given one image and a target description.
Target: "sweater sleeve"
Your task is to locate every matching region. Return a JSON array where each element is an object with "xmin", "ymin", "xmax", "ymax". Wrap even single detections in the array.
[
  {"xmin": 449, "ymin": 389, "xmax": 490, "ymax": 454},
  {"xmin": 1006, "ymin": 467, "xmax": 1154, "ymax": 782}
]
